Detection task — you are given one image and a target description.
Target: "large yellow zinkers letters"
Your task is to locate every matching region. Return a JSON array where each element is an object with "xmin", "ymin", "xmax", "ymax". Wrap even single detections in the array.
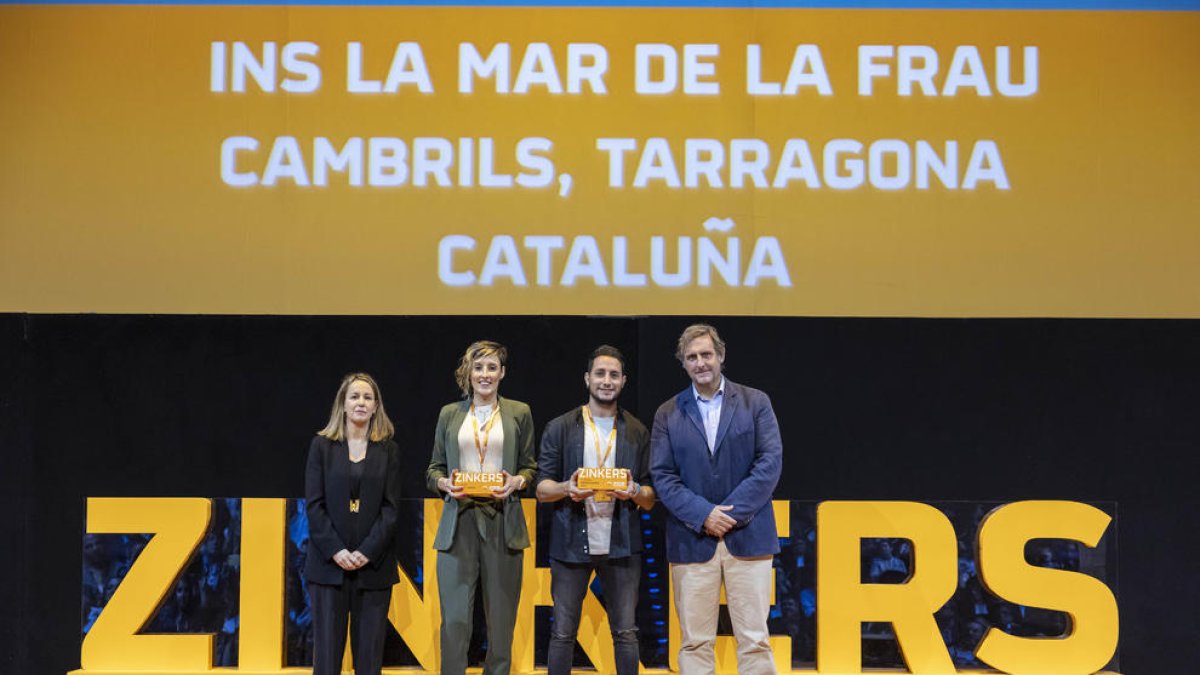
[
  {"xmin": 80, "ymin": 497, "xmax": 213, "ymax": 671},
  {"xmin": 975, "ymin": 501, "xmax": 1119, "ymax": 675},
  {"xmin": 816, "ymin": 501, "xmax": 958, "ymax": 675},
  {"xmin": 386, "ymin": 498, "xmax": 444, "ymax": 671},
  {"xmin": 238, "ymin": 498, "xmax": 287, "ymax": 670},
  {"xmin": 72, "ymin": 497, "xmax": 1124, "ymax": 674}
]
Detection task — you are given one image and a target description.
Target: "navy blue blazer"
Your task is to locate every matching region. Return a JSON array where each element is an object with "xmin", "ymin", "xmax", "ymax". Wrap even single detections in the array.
[
  {"xmin": 537, "ymin": 406, "xmax": 651, "ymax": 562},
  {"xmin": 650, "ymin": 378, "xmax": 782, "ymax": 564}
]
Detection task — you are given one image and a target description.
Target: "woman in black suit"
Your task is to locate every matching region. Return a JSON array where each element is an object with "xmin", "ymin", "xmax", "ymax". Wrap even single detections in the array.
[{"xmin": 305, "ymin": 373, "xmax": 400, "ymax": 675}]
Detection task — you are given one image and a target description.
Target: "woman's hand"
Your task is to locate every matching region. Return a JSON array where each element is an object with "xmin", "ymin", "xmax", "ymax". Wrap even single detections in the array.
[
  {"xmin": 438, "ymin": 470, "xmax": 468, "ymax": 500},
  {"xmin": 490, "ymin": 470, "xmax": 525, "ymax": 500},
  {"xmin": 333, "ymin": 549, "xmax": 359, "ymax": 571}
]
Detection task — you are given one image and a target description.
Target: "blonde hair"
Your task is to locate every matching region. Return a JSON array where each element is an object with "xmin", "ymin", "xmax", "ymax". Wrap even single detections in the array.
[
  {"xmin": 455, "ymin": 341, "xmax": 508, "ymax": 398},
  {"xmin": 675, "ymin": 323, "xmax": 726, "ymax": 363},
  {"xmin": 317, "ymin": 373, "xmax": 395, "ymax": 442}
]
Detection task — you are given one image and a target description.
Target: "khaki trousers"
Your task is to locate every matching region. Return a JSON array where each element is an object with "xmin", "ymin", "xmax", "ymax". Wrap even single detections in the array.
[{"xmin": 672, "ymin": 540, "xmax": 776, "ymax": 675}]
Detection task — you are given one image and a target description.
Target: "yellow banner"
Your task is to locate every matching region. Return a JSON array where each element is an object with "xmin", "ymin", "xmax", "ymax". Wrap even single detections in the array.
[{"xmin": 2, "ymin": 6, "xmax": 1197, "ymax": 316}]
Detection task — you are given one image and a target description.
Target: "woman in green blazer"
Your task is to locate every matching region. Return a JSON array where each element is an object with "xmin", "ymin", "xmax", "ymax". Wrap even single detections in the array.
[{"xmin": 426, "ymin": 340, "xmax": 537, "ymax": 675}]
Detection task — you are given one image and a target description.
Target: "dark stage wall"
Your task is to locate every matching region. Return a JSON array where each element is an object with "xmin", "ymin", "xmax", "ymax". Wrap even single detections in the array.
[{"xmin": 2, "ymin": 314, "xmax": 1198, "ymax": 673}]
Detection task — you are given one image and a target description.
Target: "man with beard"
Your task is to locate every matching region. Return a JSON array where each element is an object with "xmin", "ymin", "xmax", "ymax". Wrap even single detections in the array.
[{"xmin": 536, "ymin": 345, "xmax": 656, "ymax": 675}]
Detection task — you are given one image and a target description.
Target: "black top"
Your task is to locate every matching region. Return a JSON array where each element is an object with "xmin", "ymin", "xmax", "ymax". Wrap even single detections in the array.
[{"xmin": 349, "ymin": 459, "xmax": 365, "ymax": 500}]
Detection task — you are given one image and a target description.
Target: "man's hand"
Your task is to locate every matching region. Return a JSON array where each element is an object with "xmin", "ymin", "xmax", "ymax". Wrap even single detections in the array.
[
  {"xmin": 566, "ymin": 468, "xmax": 595, "ymax": 502},
  {"xmin": 612, "ymin": 470, "xmax": 639, "ymax": 501},
  {"xmin": 703, "ymin": 505, "xmax": 736, "ymax": 537}
]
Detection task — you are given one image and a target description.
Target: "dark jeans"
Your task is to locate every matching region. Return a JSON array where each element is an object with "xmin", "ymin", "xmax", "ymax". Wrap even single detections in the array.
[{"xmin": 548, "ymin": 554, "xmax": 641, "ymax": 675}]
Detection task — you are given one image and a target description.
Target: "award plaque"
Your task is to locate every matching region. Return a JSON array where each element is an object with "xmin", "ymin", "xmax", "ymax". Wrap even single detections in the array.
[
  {"xmin": 454, "ymin": 471, "xmax": 505, "ymax": 496},
  {"xmin": 577, "ymin": 467, "xmax": 629, "ymax": 492}
]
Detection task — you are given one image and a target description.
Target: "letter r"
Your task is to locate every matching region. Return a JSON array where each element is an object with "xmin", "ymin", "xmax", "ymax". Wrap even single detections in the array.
[{"xmin": 816, "ymin": 501, "xmax": 957, "ymax": 673}]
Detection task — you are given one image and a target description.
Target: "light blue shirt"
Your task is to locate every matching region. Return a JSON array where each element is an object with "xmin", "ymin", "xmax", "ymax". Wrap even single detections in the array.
[{"xmin": 692, "ymin": 377, "xmax": 725, "ymax": 453}]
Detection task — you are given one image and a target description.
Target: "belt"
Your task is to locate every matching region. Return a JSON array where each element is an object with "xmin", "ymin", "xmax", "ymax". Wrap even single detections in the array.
[{"xmin": 458, "ymin": 496, "xmax": 498, "ymax": 518}]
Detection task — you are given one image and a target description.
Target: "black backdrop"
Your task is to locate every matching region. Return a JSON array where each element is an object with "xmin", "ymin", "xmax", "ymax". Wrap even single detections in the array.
[{"xmin": 2, "ymin": 313, "xmax": 1197, "ymax": 673}]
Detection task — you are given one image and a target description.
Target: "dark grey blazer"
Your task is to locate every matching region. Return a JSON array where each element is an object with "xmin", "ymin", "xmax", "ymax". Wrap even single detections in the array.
[
  {"xmin": 304, "ymin": 435, "xmax": 401, "ymax": 588},
  {"xmin": 425, "ymin": 397, "xmax": 537, "ymax": 551}
]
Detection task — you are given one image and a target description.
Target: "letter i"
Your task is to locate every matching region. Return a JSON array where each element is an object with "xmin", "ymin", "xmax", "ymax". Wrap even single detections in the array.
[{"xmin": 211, "ymin": 42, "xmax": 226, "ymax": 92}]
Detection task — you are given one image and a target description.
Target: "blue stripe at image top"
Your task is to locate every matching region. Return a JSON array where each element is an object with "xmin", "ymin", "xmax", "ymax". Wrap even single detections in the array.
[{"xmin": 6, "ymin": 0, "xmax": 1200, "ymax": 9}]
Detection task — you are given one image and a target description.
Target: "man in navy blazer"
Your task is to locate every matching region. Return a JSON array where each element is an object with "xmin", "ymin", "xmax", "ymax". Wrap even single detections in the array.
[{"xmin": 651, "ymin": 324, "xmax": 782, "ymax": 675}]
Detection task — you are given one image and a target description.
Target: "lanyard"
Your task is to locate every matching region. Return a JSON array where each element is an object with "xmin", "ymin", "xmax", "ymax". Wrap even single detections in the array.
[
  {"xmin": 470, "ymin": 402, "xmax": 501, "ymax": 468},
  {"xmin": 580, "ymin": 405, "xmax": 617, "ymax": 468}
]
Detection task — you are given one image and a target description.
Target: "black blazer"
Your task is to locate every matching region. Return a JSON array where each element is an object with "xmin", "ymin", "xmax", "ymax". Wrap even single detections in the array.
[
  {"xmin": 537, "ymin": 406, "xmax": 651, "ymax": 563},
  {"xmin": 304, "ymin": 435, "xmax": 401, "ymax": 588}
]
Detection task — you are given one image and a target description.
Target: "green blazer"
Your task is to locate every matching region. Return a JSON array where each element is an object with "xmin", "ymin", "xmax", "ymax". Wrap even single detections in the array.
[{"xmin": 425, "ymin": 397, "xmax": 537, "ymax": 551}]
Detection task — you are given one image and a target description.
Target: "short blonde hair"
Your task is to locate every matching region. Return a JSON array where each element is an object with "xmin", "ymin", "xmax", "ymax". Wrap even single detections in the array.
[
  {"xmin": 317, "ymin": 373, "xmax": 395, "ymax": 442},
  {"xmin": 455, "ymin": 340, "xmax": 508, "ymax": 398},
  {"xmin": 675, "ymin": 323, "xmax": 726, "ymax": 363}
]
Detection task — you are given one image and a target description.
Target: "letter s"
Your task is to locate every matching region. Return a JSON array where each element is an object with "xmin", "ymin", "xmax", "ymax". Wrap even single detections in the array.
[{"xmin": 976, "ymin": 501, "xmax": 1118, "ymax": 674}]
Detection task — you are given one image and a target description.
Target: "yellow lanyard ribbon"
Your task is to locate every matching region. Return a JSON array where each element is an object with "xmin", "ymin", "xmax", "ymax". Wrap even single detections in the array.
[
  {"xmin": 470, "ymin": 402, "xmax": 502, "ymax": 469},
  {"xmin": 581, "ymin": 405, "xmax": 617, "ymax": 469}
]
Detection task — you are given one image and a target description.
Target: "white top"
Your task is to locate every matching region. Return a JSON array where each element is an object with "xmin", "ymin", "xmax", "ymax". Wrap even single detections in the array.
[
  {"xmin": 584, "ymin": 413, "xmax": 616, "ymax": 555},
  {"xmin": 457, "ymin": 404, "xmax": 504, "ymax": 473}
]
